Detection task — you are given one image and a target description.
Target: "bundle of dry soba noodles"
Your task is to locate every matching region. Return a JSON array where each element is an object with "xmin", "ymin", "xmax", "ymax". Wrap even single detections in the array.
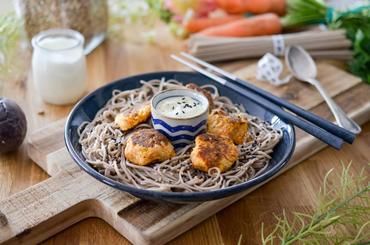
[{"xmin": 78, "ymin": 78, "xmax": 282, "ymax": 192}]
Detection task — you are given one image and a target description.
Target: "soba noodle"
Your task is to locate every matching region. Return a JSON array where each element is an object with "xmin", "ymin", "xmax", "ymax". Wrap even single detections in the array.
[{"xmin": 78, "ymin": 79, "xmax": 282, "ymax": 192}]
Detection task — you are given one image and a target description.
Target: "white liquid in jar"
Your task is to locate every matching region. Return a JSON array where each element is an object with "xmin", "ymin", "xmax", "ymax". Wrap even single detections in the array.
[
  {"xmin": 32, "ymin": 30, "xmax": 87, "ymax": 105},
  {"xmin": 156, "ymin": 96, "xmax": 206, "ymax": 119},
  {"xmin": 38, "ymin": 36, "xmax": 78, "ymax": 50}
]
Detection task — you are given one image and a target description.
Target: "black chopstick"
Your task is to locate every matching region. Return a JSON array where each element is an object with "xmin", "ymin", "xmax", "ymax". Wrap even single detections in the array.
[
  {"xmin": 171, "ymin": 54, "xmax": 344, "ymax": 149},
  {"xmin": 180, "ymin": 52, "xmax": 356, "ymax": 144}
]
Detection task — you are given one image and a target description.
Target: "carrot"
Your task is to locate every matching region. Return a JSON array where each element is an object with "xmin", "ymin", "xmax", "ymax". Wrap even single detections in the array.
[
  {"xmin": 216, "ymin": 0, "xmax": 286, "ymax": 16},
  {"xmin": 199, "ymin": 13, "xmax": 282, "ymax": 37},
  {"xmin": 184, "ymin": 15, "xmax": 244, "ymax": 33}
]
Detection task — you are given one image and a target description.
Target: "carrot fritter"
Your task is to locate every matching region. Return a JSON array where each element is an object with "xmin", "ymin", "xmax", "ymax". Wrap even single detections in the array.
[
  {"xmin": 124, "ymin": 129, "xmax": 175, "ymax": 166},
  {"xmin": 115, "ymin": 103, "xmax": 151, "ymax": 131},
  {"xmin": 191, "ymin": 133, "xmax": 238, "ymax": 173},
  {"xmin": 207, "ymin": 111, "xmax": 248, "ymax": 144}
]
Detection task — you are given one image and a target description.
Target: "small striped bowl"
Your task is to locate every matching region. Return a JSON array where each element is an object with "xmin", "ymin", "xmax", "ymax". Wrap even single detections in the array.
[{"xmin": 151, "ymin": 89, "xmax": 209, "ymax": 148}]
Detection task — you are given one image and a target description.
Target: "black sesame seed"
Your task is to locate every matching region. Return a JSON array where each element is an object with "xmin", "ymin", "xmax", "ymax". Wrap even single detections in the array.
[
  {"xmin": 176, "ymin": 112, "xmax": 179, "ymax": 115},
  {"xmin": 182, "ymin": 110, "xmax": 185, "ymax": 114},
  {"xmin": 172, "ymin": 106, "xmax": 174, "ymax": 110},
  {"xmin": 177, "ymin": 102, "xmax": 181, "ymax": 105},
  {"xmin": 182, "ymin": 97, "xmax": 185, "ymax": 100}
]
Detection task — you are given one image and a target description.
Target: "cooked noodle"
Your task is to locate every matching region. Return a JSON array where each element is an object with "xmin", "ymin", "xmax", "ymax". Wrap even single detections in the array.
[{"xmin": 78, "ymin": 79, "xmax": 282, "ymax": 192}]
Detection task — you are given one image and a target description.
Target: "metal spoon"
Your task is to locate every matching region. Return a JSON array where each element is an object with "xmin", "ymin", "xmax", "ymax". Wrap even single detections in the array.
[{"xmin": 285, "ymin": 45, "xmax": 361, "ymax": 134}]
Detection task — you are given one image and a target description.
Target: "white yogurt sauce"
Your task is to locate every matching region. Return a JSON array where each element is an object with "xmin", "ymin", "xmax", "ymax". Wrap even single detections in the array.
[{"xmin": 156, "ymin": 96, "xmax": 206, "ymax": 119}]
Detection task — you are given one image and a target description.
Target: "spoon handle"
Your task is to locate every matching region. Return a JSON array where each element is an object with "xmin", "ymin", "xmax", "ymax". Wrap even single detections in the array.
[{"xmin": 307, "ymin": 78, "xmax": 362, "ymax": 134}]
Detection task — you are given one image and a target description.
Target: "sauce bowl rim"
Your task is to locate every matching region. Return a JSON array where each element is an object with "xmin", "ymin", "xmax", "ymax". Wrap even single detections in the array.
[{"xmin": 151, "ymin": 88, "xmax": 209, "ymax": 120}]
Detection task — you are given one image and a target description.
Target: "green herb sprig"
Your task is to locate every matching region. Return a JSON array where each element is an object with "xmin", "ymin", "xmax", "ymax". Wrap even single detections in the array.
[
  {"xmin": 256, "ymin": 162, "xmax": 370, "ymax": 244},
  {"xmin": 330, "ymin": 9, "xmax": 370, "ymax": 83}
]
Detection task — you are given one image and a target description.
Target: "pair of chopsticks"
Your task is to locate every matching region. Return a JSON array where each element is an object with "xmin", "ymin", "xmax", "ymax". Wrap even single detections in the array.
[{"xmin": 171, "ymin": 52, "xmax": 356, "ymax": 150}]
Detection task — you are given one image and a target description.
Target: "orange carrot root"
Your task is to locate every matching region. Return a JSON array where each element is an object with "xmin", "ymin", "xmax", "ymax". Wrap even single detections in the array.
[
  {"xmin": 216, "ymin": 0, "xmax": 286, "ymax": 16},
  {"xmin": 184, "ymin": 15, "xmax": 244, "ymax": 33},
  {"xmin": 199, "ymin": 13, "xmax": 282, "ymax": 37}
]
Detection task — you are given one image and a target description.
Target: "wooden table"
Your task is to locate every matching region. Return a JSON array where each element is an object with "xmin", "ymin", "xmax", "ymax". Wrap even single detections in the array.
[{"xmin": 1, "ymin": 30, "xmax": 369, "ymax": 244}]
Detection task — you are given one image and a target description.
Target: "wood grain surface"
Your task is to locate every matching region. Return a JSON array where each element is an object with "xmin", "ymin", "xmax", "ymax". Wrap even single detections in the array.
[{"xmin": 1, "ymin": 27, "xmax": 370, "ymax": 244}]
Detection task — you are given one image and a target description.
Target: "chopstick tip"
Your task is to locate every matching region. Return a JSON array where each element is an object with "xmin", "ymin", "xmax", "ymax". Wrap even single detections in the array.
[{"xmin": 170, "ymin": 54, "xmax": 180, "ymax": 60}]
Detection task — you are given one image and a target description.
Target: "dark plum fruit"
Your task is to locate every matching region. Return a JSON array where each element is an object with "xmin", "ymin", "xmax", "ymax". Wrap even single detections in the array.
[{"xmin": 0, "ymin": 98, "xmax": 27, "ymax": 153}]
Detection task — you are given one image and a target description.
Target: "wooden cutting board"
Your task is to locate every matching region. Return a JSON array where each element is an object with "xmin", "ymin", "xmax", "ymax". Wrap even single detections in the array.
[{"xmin": 1, "ymin": 64, "xmax": 370, "ymax": 245}]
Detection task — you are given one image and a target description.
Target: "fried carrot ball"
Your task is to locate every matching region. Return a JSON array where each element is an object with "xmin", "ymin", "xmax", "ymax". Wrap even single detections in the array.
[
  {"xmin": 191, "ymin": 133, "xmax": 239, "ymax": 173},
  {"xmin": 207, "ymin": 111, "xmax": 248, "ymax": 144},
  {"xmin": 124, "ymin": 129, "xmax": 175, "ymax": 166},
  {"xmin": 115, "ymin": 103, "xmax": 151, "ymax": 131}
]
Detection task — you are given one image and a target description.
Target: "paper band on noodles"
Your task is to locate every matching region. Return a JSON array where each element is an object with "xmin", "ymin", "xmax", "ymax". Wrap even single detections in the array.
[
  {"xmin": 256, "ymin": 53, "xmax": 291, "ymax": 86},
  {"xmin": 272, "ymin": 35, "xmax": 285, "ymax": 56}
]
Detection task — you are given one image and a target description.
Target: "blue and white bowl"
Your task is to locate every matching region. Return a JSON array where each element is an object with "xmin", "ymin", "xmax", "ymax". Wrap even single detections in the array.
[{"xmin": 151, "ymin": 89, "xmax": 209, "ymax": 148}]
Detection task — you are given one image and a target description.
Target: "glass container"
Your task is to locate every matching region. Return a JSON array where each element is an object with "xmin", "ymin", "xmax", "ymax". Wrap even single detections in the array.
[{"xmin": 32, "ymin": 28, "xmax": 87, "ymax": 105}]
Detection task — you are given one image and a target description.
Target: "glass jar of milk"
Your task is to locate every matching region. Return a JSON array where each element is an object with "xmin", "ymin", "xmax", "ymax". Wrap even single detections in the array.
[{"xmin": 32, "ymin": 29, "xmax": 87, "ymax": 105}]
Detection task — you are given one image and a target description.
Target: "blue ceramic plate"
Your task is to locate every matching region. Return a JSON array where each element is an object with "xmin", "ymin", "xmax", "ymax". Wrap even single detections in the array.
[{"xmin": 65, "ymin": 71, "xmax": 295, "ymax": 202}]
